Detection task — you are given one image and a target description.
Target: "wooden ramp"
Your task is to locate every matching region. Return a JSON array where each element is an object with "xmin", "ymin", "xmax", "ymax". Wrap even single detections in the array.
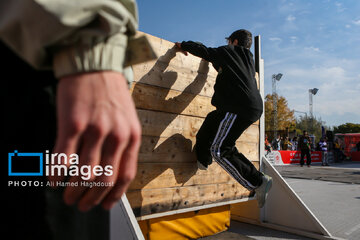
[
  {"xmin": 127, "ymin": 32, "xmax": 261, "ymax": 220},
  {"xmin": 260, "ymin": 156, "xmax": 333, "ymax": 239},
  {"xmin": 231, "ymin": 156, "xmax": 335, "ymax": 240}
]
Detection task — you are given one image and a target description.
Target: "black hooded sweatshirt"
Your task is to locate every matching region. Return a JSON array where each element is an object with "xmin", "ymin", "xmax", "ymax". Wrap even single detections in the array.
[{"xmin": 181, "ymin": 41, "xmax": 263, "ymax": 121}]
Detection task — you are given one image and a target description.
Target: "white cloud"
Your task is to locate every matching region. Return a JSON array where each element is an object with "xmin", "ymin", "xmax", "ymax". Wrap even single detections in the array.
[
  {"xmin": 353, "ymin": 19, "xmax": 360, "ymax": 26},
  {"xmin": 290, "ymin": 36, "xmax": 298, "ymax": 43},
  {"xmin": 279, "ymin": 65, "xmax": 359, "ymax": 118},
  {"xmin": 286, "ymin": 15, "xmax": 296, "ymax": 22},
  {"xmin": 335, "ymin": 2, "xmax": 346, "ymax": 12},
  {"xmin": 269, "ymin": 37, "xmax": 282, "ymax": 42},
  {"xmin": 304, "ymin": 46, "xmax": 320, "ymax": 52},
  {"xmin": 265, "ymin": 53, "xmax": 360, "ymax": 126},
  {"xmin": 345, "ymin": 24, "xmax": 351, "ymax": 29},
  {"xmin": 251, "ymin": 22, "xmax": 266, "ymax": 31}
]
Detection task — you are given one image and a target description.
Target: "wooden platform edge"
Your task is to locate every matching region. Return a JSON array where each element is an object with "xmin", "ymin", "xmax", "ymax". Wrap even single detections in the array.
[{"xmin": 136, "ymin": 197, "xmax": 255, "ymax": 221}]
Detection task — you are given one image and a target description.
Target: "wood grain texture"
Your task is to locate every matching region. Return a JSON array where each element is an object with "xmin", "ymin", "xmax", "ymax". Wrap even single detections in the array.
[
  {"xmin": 128, "ymin": 182, "xmax": 254, "ymax": 217},
  {"xmin": 129, "ymin": 161, "xmax": 260, "ymax": 191},
  {"xmin": 132, "ymin": 32, "xmax": 217, "ymax": 98},
  {"xmin": 137, "ymin": 136, "xmax": 258, "ymax": 164},
  {"xmin": 137, "ymin": 109, "xmax": 259, "ymax": 142},
  {"xmin": 131, "ymin": 82, "xmax": 215, "ymax": 118}
]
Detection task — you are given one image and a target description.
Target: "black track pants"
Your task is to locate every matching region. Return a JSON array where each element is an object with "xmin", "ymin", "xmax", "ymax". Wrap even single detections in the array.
[
  {"xmin": 300, "ymin": 149, "xmax": 312, "ymax": 166},
  {"xmin": 195, "ymin": 110, "xmax": 263, "ymax": 190}
]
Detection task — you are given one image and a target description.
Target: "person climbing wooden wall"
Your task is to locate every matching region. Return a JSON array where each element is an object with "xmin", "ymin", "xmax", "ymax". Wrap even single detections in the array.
[{"xmin": 127, "ymin": 32, "xmax": 260, "ymax": 218}]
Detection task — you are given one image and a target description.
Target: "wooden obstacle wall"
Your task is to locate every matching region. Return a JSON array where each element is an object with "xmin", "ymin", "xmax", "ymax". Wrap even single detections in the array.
[{"xmin": 127, "ymin": 32, "xmax": 260, "ymax": 218}]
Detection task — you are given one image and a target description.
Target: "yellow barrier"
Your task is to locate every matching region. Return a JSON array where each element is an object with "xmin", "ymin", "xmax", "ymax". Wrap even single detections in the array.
[{"xmin": 138, "ymin": 205, "xmax": 230, "ymax": 240}]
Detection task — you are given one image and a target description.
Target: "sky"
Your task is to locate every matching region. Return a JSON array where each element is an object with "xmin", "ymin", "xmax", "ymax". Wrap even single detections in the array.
[{"xmin": 136, "ymin": 0, "xmax": 360, "ymax": 127}]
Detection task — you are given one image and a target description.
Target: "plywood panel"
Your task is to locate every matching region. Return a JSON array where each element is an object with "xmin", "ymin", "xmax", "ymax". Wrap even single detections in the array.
[
  {"xmin": 138, "ymin": 136, "xmax": 258, "ymax": 164},
  {"xmin": 131, "ymin": 82, "xmax": 215, "ymax": 118},
  {"xmin": 133, "ymin": 84, "xmax": 260, "ymax": 125},
  {"xmin": 129, "ymin": 161, "xmax": 260, "ymax": 191},
  {"xmin": 133, "ymin": 62, "xmax": 216, "ymax": 98},
  {"xmin": 137, "ymin": 109, "xmax": 259, "ymax": 142},
  {"xmin": 134, "ymin": 32, "xmax": 218, "ymax": 79},
  {"xmin": 128, "ymin": 182, "xmax": 253, "ymax": 217},
  {"xmin": 132, "ymin": 33, "xmax": 217, "ymax": 98},
  {"xmin": 129, "ymin": 163, "xmax": 232, "ymax": 190}
]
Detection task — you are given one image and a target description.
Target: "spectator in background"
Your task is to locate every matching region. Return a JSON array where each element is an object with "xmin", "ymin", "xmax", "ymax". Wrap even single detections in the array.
[
  {"xmin": 291, "ymin": 137, "xmax": 298, "ymax": 151},
  {"xmin": 334, "ymin": 139, "xmax": 343, "ymax": 162},
  {"xmin": 298, "ymin": 131, "xmax": 312, "ymax": 167},
  {"xmin": 319, "ymin": 137, "xmax": 329, "ymax": 166},
  {"xmin": 272, "ymin": 135, "xmax": 281, "ymax": 151},
  {"xmin": 265, "ymin": 135, "xmax": 272, "ymax": 154},
  {"xmin": 282, "ymin": 137, "xmax": 292, "ymax": 150}
]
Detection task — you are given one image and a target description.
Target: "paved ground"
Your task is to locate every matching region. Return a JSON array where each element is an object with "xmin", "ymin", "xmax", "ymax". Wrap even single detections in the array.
[
  {"xmin": 202, "ymin": 221, "xmax": 313, "ymax": 240},
  {"xmin": 201, "ymin": 161, "xmax": 360, "ymax": 240},
  {"xmin": 227, "ymin": 222, "xmax": 313, "ymax": 240},
  {"xmin": 282, "ymin": 162, "xmax": 360, "ymax": 240},
  {"xmin": 276, "ymin": 162, "xmax": 360, "ymax": 184},
  {"xmin": 286, "ymin": 178, "xmax": 360, "ymax": 240}
]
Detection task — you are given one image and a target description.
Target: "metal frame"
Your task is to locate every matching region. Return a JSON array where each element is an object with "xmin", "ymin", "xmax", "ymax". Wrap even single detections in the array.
[
  {"xmin": 255, "ymin": 35, "xmax": 265, "ymax": 163},
  {"xmin": 110, "ymin": 195, "xmax": 145, "ymax": 240}
]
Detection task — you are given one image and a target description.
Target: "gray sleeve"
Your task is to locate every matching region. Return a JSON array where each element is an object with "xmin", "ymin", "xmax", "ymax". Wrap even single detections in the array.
[{"xmin": 0, "ymin": 0, "xmax": 138, "ymax": 78}]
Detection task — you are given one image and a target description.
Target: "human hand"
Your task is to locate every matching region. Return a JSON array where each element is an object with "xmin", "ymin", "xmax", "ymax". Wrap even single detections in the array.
[
  {"xmin": 51, "ymin": 71, "xmax": 141, "ymax": 211},
  {"xmin": 175, "ymin": 42, "xmax": 188, "ymax": 56}
]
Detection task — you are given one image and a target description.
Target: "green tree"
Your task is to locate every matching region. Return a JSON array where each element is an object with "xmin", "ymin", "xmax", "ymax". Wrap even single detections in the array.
[
  {"xmin": 265, "ymin": 94, "xmax": 296, "ymax": 133},
  {"xmin": 334, "ymin": 123, "xmax": 360, "ymax": 133},
  {"xmin": 295, "ymin": 115, "xmax": 326, "ymax": 143}
]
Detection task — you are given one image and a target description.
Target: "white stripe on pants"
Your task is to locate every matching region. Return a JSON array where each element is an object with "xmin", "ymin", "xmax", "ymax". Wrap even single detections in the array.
[{"xmin": 210, "ymin": 112, "xmax": 256, "ymax": 190}]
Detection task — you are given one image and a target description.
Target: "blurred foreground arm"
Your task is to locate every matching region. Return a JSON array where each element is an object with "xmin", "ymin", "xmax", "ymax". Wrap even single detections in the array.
[
  {"xmin": 56, "ymin": 71, "xmax": 141, "ymax": 211},
  {"xmin": 0, "ymin": 0, "xmax": 141, "ymax": 211}
]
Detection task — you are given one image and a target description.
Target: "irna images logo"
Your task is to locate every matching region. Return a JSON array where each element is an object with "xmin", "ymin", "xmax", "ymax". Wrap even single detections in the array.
[
  {"xmin": 8, "ymin": 150, "xmax": 114, "ymax": 181},
  {"xmin": 8, "ymin": 150, "xmax": 43, "ymax": 176}
]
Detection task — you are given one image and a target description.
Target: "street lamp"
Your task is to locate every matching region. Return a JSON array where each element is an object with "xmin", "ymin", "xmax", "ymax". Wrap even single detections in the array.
[
  {"xmin": 308, "ymin": 88, "xmax": 319, "ymax": 135},
  {"xmin": 309, "ymin": 88, "xmax": 319, "ymax": 118},
  {"xmin": 272, "ymin": 73, "xmax": 283, "ymax": 139}
]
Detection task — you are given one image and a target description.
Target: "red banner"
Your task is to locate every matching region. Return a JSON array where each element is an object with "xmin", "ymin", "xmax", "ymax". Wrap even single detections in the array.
[{"xmin": 278, "ymin": 151, "xmax": 322, "ymax": 164}]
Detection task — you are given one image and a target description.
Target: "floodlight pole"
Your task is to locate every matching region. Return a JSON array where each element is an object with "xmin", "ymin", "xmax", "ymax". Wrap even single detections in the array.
[
  {"xmin": 308, "ymin": 88, "xmax": 319, "ymax": 119},
  {"xmin": 272, "ymin": 73, "xmax": 283, "ymax": 139},
  {"xmin": 309, "ymin": 90, "xmax": 314, "ymax": 119},
  {"xmin": 308, "ymin": 88, "xmax": 319, "ymax": 133}
]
